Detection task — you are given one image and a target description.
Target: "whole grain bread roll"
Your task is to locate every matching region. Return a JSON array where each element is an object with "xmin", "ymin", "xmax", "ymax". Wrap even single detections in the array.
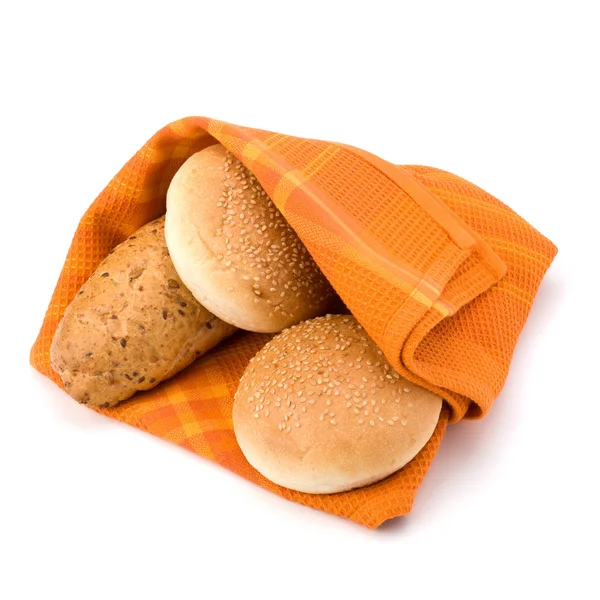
[{"xmin": 50, "ymin": 216, "xmax": 237, "ymax": 408}]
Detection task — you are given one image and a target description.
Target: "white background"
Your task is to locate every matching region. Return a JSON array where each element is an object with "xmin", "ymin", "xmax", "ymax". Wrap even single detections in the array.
[{"xmin": 1, "ymin": 1, "xmax": 598, "ymax": 598}]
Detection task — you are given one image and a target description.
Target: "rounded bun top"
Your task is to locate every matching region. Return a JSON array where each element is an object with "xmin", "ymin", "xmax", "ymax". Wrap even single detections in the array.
[
  {"xmin": 232, "ymin": 314, "xmax": 443, "ymax": 494},
  {"xmin": 165, "ymin": 144, "xmax": 334, "ymax": 333}
]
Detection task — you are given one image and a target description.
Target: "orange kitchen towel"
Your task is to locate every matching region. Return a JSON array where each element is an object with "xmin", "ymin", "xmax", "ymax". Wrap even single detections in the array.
[{"xmin": 30, "ymin": 117, "xmax": 557, "ymax": 528}]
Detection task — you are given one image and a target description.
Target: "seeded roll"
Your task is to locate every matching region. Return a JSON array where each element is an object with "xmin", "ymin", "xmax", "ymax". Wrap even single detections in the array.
[
  {"xmin": 165, "ymin": 144, "xmax": 335, "ymax": 333},
  {"xmin": 232, "ymin": 315, "xmax": 443, "ymax": 494},
  {"xmin": 50, "ymin": 216, "xmax": 237, "ymax": 408}
]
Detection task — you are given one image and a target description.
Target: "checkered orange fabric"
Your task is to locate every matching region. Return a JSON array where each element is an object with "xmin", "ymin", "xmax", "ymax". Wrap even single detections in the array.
[{"xmin": 30, "ymin": 117, "xmax": 557, "ymax": 528}]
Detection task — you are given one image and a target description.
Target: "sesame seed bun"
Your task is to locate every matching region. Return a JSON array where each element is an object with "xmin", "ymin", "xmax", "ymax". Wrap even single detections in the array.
[
  {"xmin": 233, "ymin": 314, "xmax": 443, "ymax": 494},
  {"xmin": 165, "ymin": 144, "xmax": 334, "ymax": 333}
]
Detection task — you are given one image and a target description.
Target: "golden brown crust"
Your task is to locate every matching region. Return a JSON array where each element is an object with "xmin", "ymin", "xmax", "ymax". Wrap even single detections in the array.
[
  {"xmin": 233, "ymin": 314, "xmax": 442, "ymax": 493},
  {"xmin": 165, "ymin": 144, "xmax": 335, "ymax": 332},
  {"xmin": 50, "ymin": 216, "xmax": 237, "ymax": 408}
]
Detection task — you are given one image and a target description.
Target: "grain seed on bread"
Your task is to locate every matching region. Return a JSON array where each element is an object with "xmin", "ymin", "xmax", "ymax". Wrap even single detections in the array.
[{"xmin": 50, "ymin": 216, "xmax": 237, "ymax": 408}]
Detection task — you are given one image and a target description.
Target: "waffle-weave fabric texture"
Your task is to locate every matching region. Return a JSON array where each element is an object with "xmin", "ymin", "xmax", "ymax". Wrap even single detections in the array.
[{"xmin": 30, "ymin": 117, "xmax": 557, "ymax": 528}]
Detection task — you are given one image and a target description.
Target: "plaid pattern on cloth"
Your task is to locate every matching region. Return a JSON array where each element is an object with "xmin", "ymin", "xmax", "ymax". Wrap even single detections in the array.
[{"xmin": 30, "ymin": 117, "xmax": 557, "ymax": 528}]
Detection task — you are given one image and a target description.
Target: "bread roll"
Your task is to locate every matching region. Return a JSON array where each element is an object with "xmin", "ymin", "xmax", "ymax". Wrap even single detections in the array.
[
  {"xmin": 165, "ymin": 144, "xmax": 335, "ymax": 333},
  {"xmin": 233, "ymin": 315, "xmax": 442, "ymax": 493},
  {"xmin": 50, "ymin": 216, "xmax": 237, "ymax": 408}
]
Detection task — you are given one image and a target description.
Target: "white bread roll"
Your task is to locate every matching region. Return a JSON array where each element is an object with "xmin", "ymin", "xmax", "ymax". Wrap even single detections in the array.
[
  {"xmin": 165, "ymin": 144, "xmax": 334, "ymax": 333},
  {"xmin": 233, "ymin": 314, "xmax": 443, "ymax": 494}
]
